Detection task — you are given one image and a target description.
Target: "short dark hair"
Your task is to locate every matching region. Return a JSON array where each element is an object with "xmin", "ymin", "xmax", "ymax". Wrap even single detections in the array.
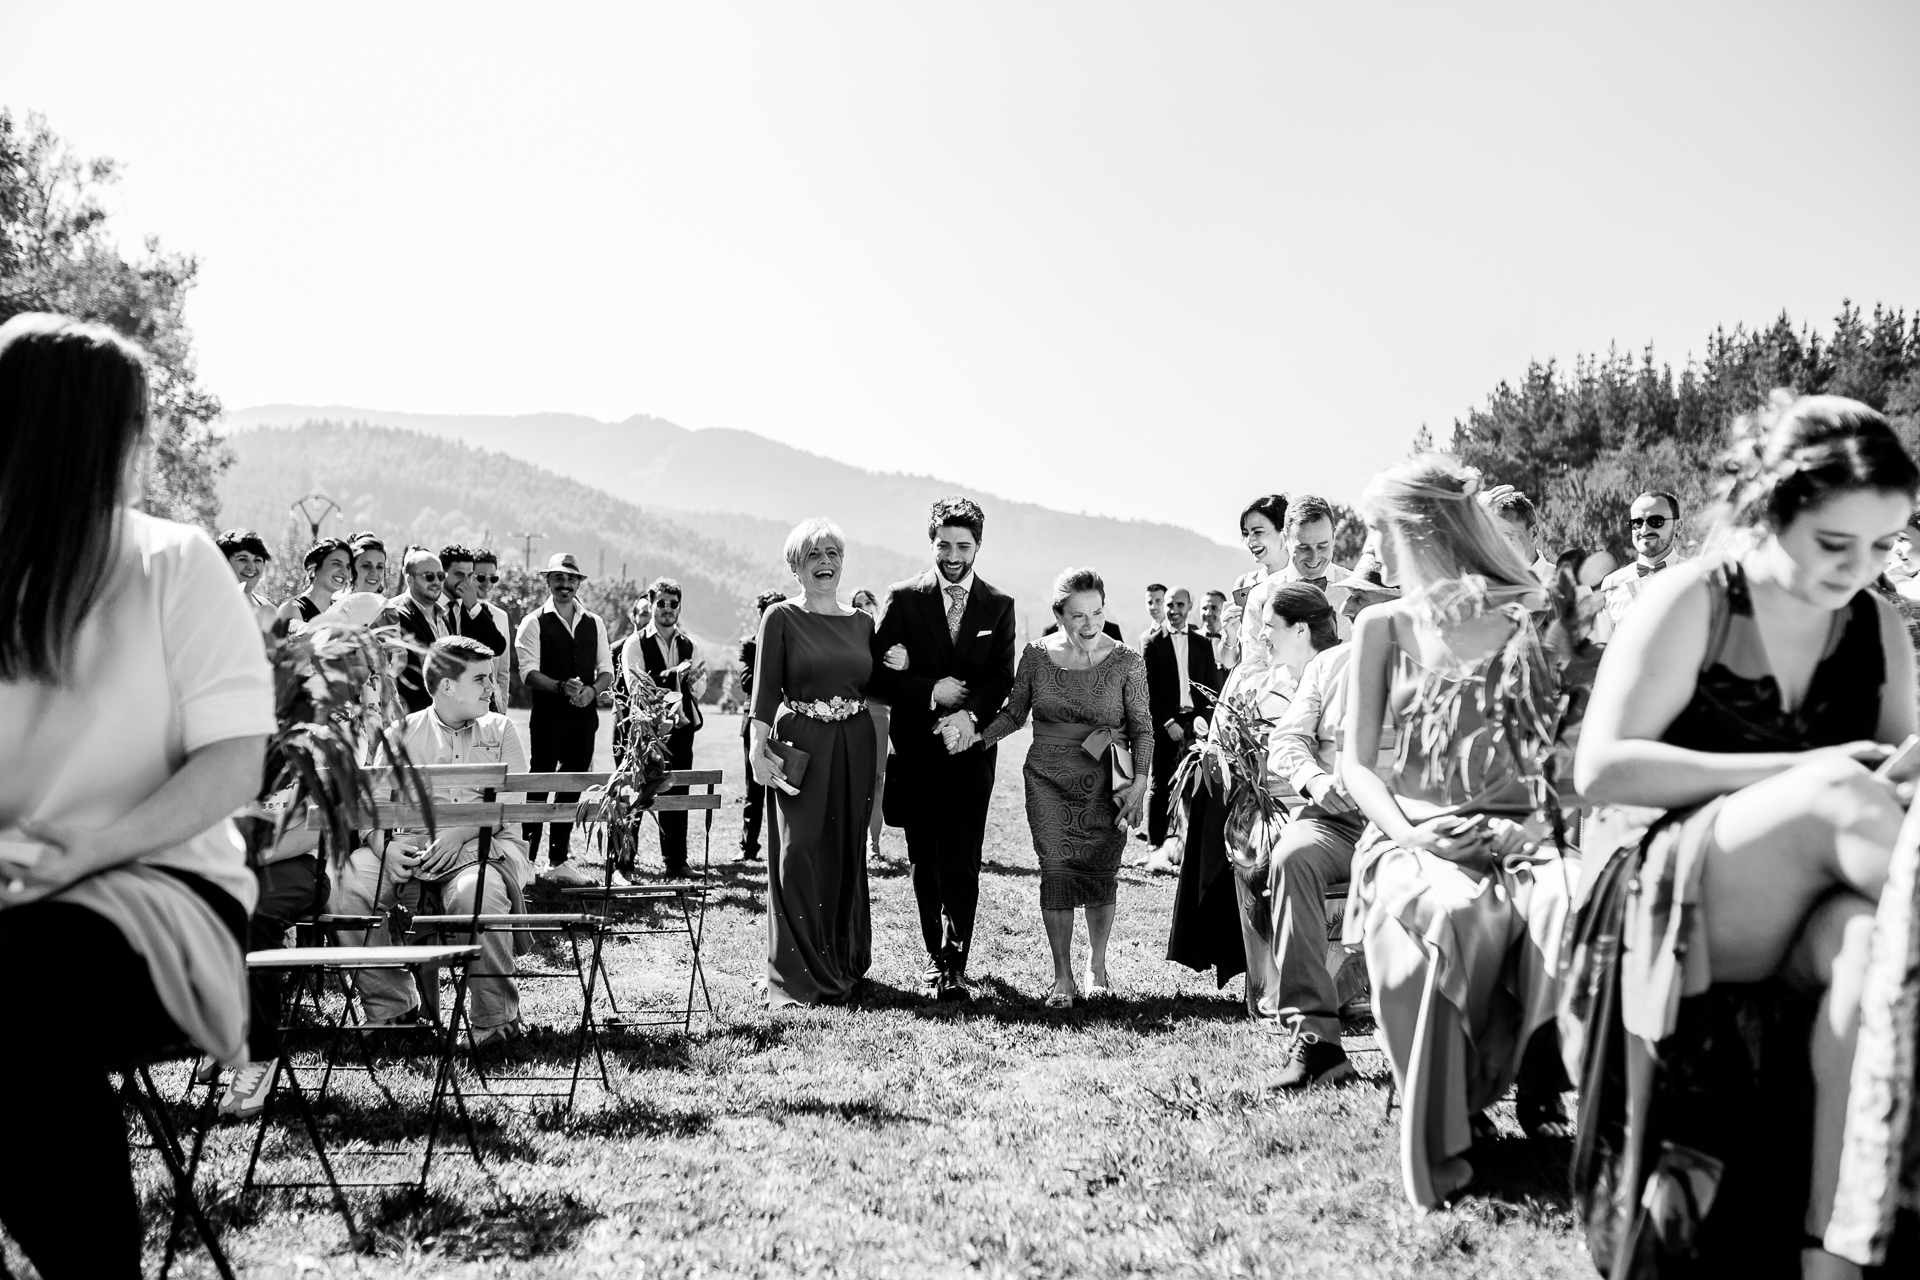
[
  {"xmin": 1051, "ymin": 567, "xmax": 1106, "ymax": 614},
  {"xmin": 1240, "ymin": 494, "xmax": 1289, "ymax": 535},
  {"xmin": 648, "ymin": 577, "xmax": 683, "ymax": 603},
  {"xmin": 425, "ymin": 636, "xmax": 496, "ymax": 693},
  {"xmin": 303, "ymin": 537, "xmax": 353, "ymax": 575},
  {"xmin": 1285, "ymin": 494, "xmax": 1334, "ymax": 533},
  {"xmin": 1489, "ymin": 490, "xmax": 1539, "ymax": 530},
  {"xmin": 1204, "ymin": 589, "xmax": 1227, "ymax": 603},
  {"xmin": 1636, "ymin": 490, "xmax": 1682, "ymax": 523},
  {"xmin": 1145, "ymin": 582, "xmax": 1167, "ymax": 594},
  {"xmin": 438, "ymin": 543, "xmax": 475, "ymax": 568},
  {"xmin": 217, "ymin": 528, "xmax": 272, "ymax": 560},
  {"xmin": 471, "ymin": 547, "xmax": 498, "ymax": 569},
  {"xmin": 754, "ymin": 588, "xmax": 786, "ymax": 614},
  {"xmin": 927, "ymin": 496, "xmax": 985, "ymax": 543}
]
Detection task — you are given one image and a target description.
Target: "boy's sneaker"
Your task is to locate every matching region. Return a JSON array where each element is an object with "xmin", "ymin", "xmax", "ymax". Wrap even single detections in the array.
[
  {"xmin": 468, "ymin": 1019, "xmax": 526, "ymax": 1052},
  {"xmin": 539, "ymin": 862, "xmax": 595, "ymax": 887},
  {"xmin": 218, "ymin": 1059, "xmax": 277, "ymax": 1120},
  {"xmin": 1275, "ymin": 1029, "xmax": 1357, "ymax": 1091}
]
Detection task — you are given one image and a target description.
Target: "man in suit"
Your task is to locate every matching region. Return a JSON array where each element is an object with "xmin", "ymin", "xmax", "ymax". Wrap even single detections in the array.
[
  {"xmin": 619, "ymin": 577, "xmax": 709, "ymax": 876},
  {"xmin": 1139, "ymin": 582, "xmax": 1168, "ymax": 647},
  {"xmin": 1143, "ymin": 585, "xmax": 1223, "ymax": 855},
  {"xmin": 735, "ymin": 589, "xmax": 787, "ymax": 861},
  {"xmin": 868, "ymin": 496, "xmax": 1017, "ymax": 1001},
  {"xmin": 377, "ymin": 547, "xmax": 452, "ymax": 714},
  {"xmin": 440, "ymin": 543, "xmax": 509, "ymax": 706},
  {"xmin": 469, "ymin": 548, "xmax": 515, "ymax": 710}
]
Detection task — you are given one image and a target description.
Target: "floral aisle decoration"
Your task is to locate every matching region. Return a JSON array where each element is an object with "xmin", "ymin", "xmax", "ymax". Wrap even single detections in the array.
[
  {"xmin": 580, "ymin": 671, "xmax": 685, "ymax": 878},
  {"xmin": 1170, "ymin": 682, "xmax": 1287, "ymax": 866}
]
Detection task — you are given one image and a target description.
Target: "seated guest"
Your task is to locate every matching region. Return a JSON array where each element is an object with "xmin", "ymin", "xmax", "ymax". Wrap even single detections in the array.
[
  {"xmin": 376, "ymin": 548, "xmax": 451, "ymax": 714},
  {"xmin": 218, "ymin": 526, "xmax": 279, "ymax": 633},
  {"xmin": 330, "ymin": 637, "xmax": 533, "ymax": 1043},
  {"xmin": 1599, "ymin": 489, "xmax": 1687, "ymax": 624},
  {"xmin": 736, "ymin": 589, "xmax": 788, "ymax": 861},
  {"xmin": 981, "ymin": 569, "xmax": 1153, "ymax": 1006},
  {"xmin": 439, "ymin": 543, "xmax": 508, "ymax": 702},
  {"xmin": 1221, "ymin": 494, "xmax": 1291, "ymax": 676},
  {"xmin": 348, "ymin": 530, "xmax": 389, "ymax": 596},
  {"xmin": 0, "ymin": 314, "xmax": 274, "ymax": 1276},
  {"xmin": 1340, "ymin": 454, "xmax": 1576, "ymax": 1209},
  {"xmin": 275, "ymin": 536, "xmax": 353, "ymax": 629},
  {"xmin": 1575, "ymin": 393, "xmax": 1917, "ymax": 1278},
  {"xmin": 620, "ymin": 578, "xmax": 709, "ymax": 876},
  {"xmin": 469, "ymin": 547, "xmax": 514, "ymax": 709}
]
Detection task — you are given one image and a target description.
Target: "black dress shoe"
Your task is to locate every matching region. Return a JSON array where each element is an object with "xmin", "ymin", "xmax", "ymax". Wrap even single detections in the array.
[{"xmin": 937, "ymin": 971, "xmax": 972, "ymax": 1003}]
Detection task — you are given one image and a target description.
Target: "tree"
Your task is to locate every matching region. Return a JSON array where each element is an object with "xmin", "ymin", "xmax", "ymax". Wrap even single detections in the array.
[{"xmin": 0, "ymin": 109, "xmax": 229, "ymax": 527}]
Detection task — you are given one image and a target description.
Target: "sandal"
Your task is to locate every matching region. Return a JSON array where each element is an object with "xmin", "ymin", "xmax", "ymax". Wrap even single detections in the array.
[{"xmin": 1043, "ymin": 990, "xmax": 1076, "ymax": 1010}]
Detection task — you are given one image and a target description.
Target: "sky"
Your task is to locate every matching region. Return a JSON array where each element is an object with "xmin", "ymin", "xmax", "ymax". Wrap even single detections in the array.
[{"xmin": 5, "ymin": 1, "xmax": 1918, "ymax": 542}]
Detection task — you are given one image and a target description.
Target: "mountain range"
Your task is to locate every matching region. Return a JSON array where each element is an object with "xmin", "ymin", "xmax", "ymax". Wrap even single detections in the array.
[{"xmin": 217, "ymin": 405, "xmax": 1252, "ymax": 634}]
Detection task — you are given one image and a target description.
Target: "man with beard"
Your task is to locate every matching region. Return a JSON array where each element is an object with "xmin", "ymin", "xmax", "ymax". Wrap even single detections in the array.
[
  {"xmin": 620, "ymin": 577, "xmax": 709, "ymax": 876},
  {"xmin": 513, "ymin": 553, "xmax": 614, "ymax": 885},
  {"xmin": 439, "ymin": 543, "xmax": 508, "ymax": 708},
  {"xmin": 868, "ymin": 497, "xmax": 1017, "ymax": 1001},
  {"xmin": 377, "ymin": 547, "xmax": 452, "ymax": 714},
  {"xmin": 1599, "ymin": 490, "xmax": 1686, "ymax": 625}
]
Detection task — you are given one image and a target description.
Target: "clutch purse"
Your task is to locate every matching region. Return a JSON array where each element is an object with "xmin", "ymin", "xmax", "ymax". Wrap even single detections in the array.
[
  {"xmin": 1079, "ymin": 727, "xmax": 1135, "ymax": 797},
  {"xmin": 767, "ymin": 738, "xmax": 810, "ymax": 788}
]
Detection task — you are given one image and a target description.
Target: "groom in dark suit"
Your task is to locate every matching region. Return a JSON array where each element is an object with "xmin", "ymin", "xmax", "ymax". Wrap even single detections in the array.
[
  {"xmin": 1143, "ymin": 586, "xmax": 1224, "ymax": 851},
  {"xmin": 869, "ymin": 496, "xmax": 1017, "ymax": 1001}
]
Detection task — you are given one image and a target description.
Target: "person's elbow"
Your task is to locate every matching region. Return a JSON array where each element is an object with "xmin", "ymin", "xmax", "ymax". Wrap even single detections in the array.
[{"xmin": 1572, "ymin": 733, "xmax": 1631, "ymax": 803}]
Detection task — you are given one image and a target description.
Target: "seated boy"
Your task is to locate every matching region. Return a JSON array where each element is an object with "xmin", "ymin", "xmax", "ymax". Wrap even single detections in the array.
[{"xmin": 330, "ymin": 636, "xmax": 533, "ymax": 1046}]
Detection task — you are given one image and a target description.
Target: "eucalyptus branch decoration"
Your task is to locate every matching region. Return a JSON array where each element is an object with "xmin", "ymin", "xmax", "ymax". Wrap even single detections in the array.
[
  {"xmin": 1169, "ymin": 682, "xmax": 1286, "ymax": 858},
  {"xmin": 578, "ymin": 670, "xmax": 685, "ymax": 876}
]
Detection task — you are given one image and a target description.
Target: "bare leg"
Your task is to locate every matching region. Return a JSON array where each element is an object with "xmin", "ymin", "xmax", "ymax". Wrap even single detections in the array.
[
  {"xmin": 1042, "ymin": 908, "xmax": 1078, "ymax": 998},
  {"xmin": 1086, "ymin": 903, "xmax": 1117, "ymax": 988}
]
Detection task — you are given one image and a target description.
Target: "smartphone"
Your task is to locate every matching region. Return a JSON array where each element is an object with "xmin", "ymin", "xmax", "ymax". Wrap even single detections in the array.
[
  {"xmin": 1875, "ymin": 734, "xmax": 1920, "ymax": 782},
  {"xmin": 1231, "ymin": 586, "xmax": 1250, "ymax": 608}
]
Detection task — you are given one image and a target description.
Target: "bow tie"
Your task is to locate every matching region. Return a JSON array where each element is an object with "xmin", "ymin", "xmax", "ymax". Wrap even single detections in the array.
[
  {"xmin": 1305, "ymin": 576, "xmax": 1329, "ymax": 591},
  {"xmin": 1635, "ymin": 560, "xmax": 1666, "ymax": 578}
]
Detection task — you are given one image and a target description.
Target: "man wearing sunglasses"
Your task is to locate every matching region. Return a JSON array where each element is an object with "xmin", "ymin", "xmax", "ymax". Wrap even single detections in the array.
[
  {"xmin": 441, "ymin": 543, "xmax": 509, "ymax": 710},
  {"xmin": 376, "ymin": 547, "xmax": 453, "ymax": 713},
  {"xmin": 1599, "ymin": 490, "xmax": 1685, "ymax": 624},
  {"xmin": 470, "ymin": 548, "xmax": 514, "ymax": 711}
]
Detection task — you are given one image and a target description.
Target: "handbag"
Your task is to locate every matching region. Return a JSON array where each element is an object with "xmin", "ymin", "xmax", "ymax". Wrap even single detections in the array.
[
  {"xmin": 766, "ymin": 738, "xmax": 810, "ymax": 789},
  {"xmin": 1080, "ymin": 727, "xmax": 1134, "ymax": 799}
]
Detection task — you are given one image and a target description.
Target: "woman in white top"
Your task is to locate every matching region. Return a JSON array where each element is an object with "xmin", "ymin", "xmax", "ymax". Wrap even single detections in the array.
[
  {"xmin": 1218, "ymin": 494, "xmax": 1290, "ymax": 676},
  {"xmin": 0, "ymin": 314, "xmax": 275, "ymax": 1277}
]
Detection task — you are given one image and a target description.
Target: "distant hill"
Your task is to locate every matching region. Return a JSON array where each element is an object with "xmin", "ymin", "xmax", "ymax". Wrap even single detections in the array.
[{"xmin": 222, "ymin": 405, "xmax": 1252, "ymax": 630}]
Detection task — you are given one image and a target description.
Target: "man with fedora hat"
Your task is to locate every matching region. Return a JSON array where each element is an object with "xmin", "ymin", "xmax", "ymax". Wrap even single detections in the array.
[{"xmin": 513, "ymin": 552, "xmax": 614, "ymax": 886}]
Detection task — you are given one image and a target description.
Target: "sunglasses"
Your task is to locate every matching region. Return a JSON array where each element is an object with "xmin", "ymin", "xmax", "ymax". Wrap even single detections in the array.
[
  {"xmin": 1628, "ymin": 515, "xmax": 1670, "ymax": 530},
  {"xmin": 415, "ymin": 571, "xmax": 446, "ymax": 582},
  {"xmin": 473, "ymin": 574, "xmax": 499, "ymax": 584}
]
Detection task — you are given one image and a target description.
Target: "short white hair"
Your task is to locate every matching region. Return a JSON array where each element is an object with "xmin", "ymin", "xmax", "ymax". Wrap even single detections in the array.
[{"xmin": 783, "ymin": 517, "xmax": 845, "ymax": 575}]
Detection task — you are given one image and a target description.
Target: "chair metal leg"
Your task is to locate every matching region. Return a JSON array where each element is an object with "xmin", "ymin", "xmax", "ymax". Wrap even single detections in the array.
[{"xmin": 121, "ymin": 1067, "xmax": 237, "ymax": 1280}]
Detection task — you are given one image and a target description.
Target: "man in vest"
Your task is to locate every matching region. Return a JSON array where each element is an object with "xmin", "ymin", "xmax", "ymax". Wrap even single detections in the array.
[
  {"xmin": 618, "ymin": 577, "xmax": 708, "ymax": 876},
  {"xmin": 513, "ymin": 552, "xmax": 613, "ymax": 886}
]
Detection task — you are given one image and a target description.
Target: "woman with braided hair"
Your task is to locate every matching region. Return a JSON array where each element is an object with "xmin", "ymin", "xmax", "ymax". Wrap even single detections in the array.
[
  {"xmin": 1339, "ymin": 453, "xmax": 1578, "ymax": 1209},
  {"xmin": 1576, "ymin": 392, "xmax": 1918, "ymax": 1278}
]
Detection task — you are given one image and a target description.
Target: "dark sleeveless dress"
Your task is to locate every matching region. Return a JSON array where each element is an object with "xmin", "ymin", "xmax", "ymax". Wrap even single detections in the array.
[
  {"xmin": 1567, "ymin": 559, "xmax": 1887, "ymax": 1279},
  {"xmin": 295, "ymin": 595, "xmax": 323, "ymax": 623}
]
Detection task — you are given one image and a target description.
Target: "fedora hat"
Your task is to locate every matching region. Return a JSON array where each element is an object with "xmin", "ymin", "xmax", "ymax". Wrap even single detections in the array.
[{"xmin": 543, "ymin": 552, "xmax": 590, "ymax": 579}]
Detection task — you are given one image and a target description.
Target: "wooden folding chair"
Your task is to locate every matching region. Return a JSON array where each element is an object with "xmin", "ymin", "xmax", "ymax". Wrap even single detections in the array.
[
  {"xmin": 240, "ymin": 771, "xmax": 504, "ymax": 1245},
  {"xmin": 550, "ymin": 768, "xmax": 723, "ymax": 1033}
]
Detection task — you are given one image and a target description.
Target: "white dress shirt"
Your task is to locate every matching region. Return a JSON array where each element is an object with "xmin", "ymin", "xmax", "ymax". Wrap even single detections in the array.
[
  {"xmin": 1600, "ymin": 549, "xmax": 1687, "ymax": 624},
  {"xmin": 514, "ymin": 597, "xmax": 614, "ymax": 683},
  {"xmin": 1169, "ymin": 628, "xmax": 1194, "ymax": 712}
]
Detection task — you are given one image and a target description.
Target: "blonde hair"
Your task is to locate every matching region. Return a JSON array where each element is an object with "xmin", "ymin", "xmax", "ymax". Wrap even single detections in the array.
[
  {"xmin": 782, "ymin": 517, "xmax": 845, "ymax": 575},
  {"xmin": 1360, "ymin": 453, "xmax": 1543, "ymax": 624}
]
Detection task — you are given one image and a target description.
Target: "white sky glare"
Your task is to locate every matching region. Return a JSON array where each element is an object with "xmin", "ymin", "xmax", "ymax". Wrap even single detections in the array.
[{"xmin": 5, "ymin": 1, "xmax": 1918, "ymax": 540}]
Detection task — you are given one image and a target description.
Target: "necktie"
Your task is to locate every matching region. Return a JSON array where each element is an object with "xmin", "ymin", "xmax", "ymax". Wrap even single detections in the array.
[{"xmin": 946, "ymin": 585, "xmax": 966, "ymax": 640}]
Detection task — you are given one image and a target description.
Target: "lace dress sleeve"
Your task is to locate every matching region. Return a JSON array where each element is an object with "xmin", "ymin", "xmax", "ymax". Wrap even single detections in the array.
[
  {"xmin": 982, "ymin": 644, "xmax": 1037, "ymax": 748},
  {"xmin": 1123, "ymin": 649, "xmax": 1154, "ymax": 779}
]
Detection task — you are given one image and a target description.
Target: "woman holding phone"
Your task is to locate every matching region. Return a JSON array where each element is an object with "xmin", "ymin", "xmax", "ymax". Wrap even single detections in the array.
[
  {"xmin": 1576, "ymin": 393, "xmax": 1917, "ymax": 1277},
  {"xmin": 1218, "ymin": 494, "xmax": 1290, "ymax": 675},
  {"xmin": 749, "ymin": 518, "xmax": 878, "ymax": 1007}
]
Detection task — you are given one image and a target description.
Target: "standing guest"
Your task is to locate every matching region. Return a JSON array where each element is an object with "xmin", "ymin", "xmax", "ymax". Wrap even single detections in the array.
[
  {"xmin": 376, "ymin": 548, "xmax": 451, "ymax": 715},
  {"xmin": 217, "ymin": 527, "xmax": 278, "ymax": 632},
  {"xmin": 868, "ymin": 497, "xmax": 1018, "ymax": 1001},
  {"xmin": 621, "ymin": 577, "xmax": 709, "ymax": 877},
  {"xmin": 439, "ymin": 543, "xmax": 508, "ymax": 704},
  {"xmin": 850, "ymin": 588, "xmax": 891, "ymax": 859},
  {"xmin": 1483, "ymin": 488, "xmax": 1555, "ymax": 582},
  {"xmin": 1139, "ymin": 582, "xmax": 1168, "ymax": 647},
  {"xmin": 1271, "ymin": 494, "xmax": 1358, "ymax": 640},
  {"xmin": 0, "ymin": 314, "xmax": 275, "ymax": 1277},
  {"xmin": 1575, "ymin": 394, "xmax": 1917, "ymax": 1277},
  {"xmin": 469, "ymin": 547, "xmax": 514, "ymax": 710},
  {"xmin": 1219, "ymin": 495, "xmax": 1291, "ymax": 676},
  {"xmin": 1143, "ymin": 586, "xmax": 1223, "ymax": 860},
  {"xmin": 749, "ymin": 519, "xmax": 878, "ymax": 1007},
  {"xmin": 1170, "ymin": 583, "xmax": 1334, "ymax": 1001},
  {"xmin": 1340, "ymin": 454, "xmax": 1576, "ymax": 1209},
  {"xmin": 514, "ymin": 553, "xmax": 614, "ymax": 886},
  {"xmin": 735, "ymin": 589, "xmax": 786, "ymax": 861},
  {"xmin": 981, "ymin": 569, "xmax": 1152, "ymax": 1007},
  {"xmin": 1201, "ymin": 589, "xmax": 1229, "ymax": 667},
  {"xmin": 275, "ymin": 536, "xmax": 353, "ymax": 629},
  {"xmin": 331, "ymin": 637, "xmax": 533, "ymax": 1044},
  {"xmin": 1599, "ymin": 489, "xmax": 1686, "ymax": 624},
  {"xmin": 348, "ymin": 531, "xmax": 389, "ymax": 596}
]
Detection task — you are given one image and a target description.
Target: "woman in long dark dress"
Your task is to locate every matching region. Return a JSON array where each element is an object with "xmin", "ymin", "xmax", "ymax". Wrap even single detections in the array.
[
  {"xmin": 982, "ymin": 568, "xmax": 1152, "ymax": 1007},
  {"xmin": 749, "ymin": 518, "xmax": 878, "ymax": 1007}
]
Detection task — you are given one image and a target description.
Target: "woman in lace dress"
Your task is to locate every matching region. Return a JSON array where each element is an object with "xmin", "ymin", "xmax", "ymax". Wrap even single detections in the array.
[{"xmin": 982, "ymin": 568, "xmax": 1152, "ymax": 1007}]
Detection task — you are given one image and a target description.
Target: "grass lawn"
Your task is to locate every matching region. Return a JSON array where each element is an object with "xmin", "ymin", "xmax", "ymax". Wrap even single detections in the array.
[{"xmin": 77, "ymin": 713, "xmax": 1590, "ymax": 1279}]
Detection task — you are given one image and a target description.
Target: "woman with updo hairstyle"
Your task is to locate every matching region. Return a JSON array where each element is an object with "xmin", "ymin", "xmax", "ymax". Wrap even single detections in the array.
[
  {"xmin": 1576, "ymin": 393, "xmax": 1919, "ymax": 1277},
  {"xmin": 348, "ymin": 531, "xmax": 388, "ymax": 596},
  {"xmin": 217, "ymin": 527, "xmax": 277, "ymax": 632},
  {"xmin": 1217, "ymin": 494, "xmax": 1289, "ymax": 674},
  {"xmin": 981, "ymin": 568, "xmax": 1152, "ymax": 1007},
  {"xmin": 1338, "ymin": 452, "xmax": 1575, "ymax": 1209},
  {"xmin": 749, "ymin": 517, "xmax": 879, "ymax": 1007},
  {"xmin": 274, "ymin": 535, "xmax": 353, "ymax": 629}
]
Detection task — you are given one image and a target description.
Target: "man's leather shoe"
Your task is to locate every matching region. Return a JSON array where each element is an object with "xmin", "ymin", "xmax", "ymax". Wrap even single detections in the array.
[{"xmin": 936, "ymin": 970, "xmax": 971, "ymax": 1003}]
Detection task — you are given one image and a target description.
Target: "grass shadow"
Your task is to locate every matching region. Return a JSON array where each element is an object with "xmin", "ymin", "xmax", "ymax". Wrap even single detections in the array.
[
  {"xmin": 760, "ymin": 1096, "xmax": 930, "ymax": 1128},
  {"xmin": 537, "ymin": 1094, "xmax": 714, "ymax": 1139},
  {"xmin": 363, "ymin": 1187, "xmax": 600, "ymax": 1262}
]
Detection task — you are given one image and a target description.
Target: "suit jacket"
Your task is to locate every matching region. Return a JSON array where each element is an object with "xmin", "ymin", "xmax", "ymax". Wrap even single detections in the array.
[
  {"xmin": 377, "ymin": 594, "xmax": 449, "ymax": 714},
  {"xmin": 1144, "ymin": 624, "xmax": 1224, "ymax": 738},
  {"xmin": 447, "ymin": 600, "xmax": 508, "ymax": 709},
  {"xmin": 867, "ymin": 570, "xmax": 1017, "ymax": 821}
]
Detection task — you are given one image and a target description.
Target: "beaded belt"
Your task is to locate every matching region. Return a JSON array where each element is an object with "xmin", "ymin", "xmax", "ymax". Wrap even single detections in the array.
[{"xmin": 786, "ymin": 696, "xmax": 866, "ymax": 722}]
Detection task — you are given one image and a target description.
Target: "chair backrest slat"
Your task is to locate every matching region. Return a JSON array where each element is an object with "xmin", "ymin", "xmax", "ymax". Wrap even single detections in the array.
[
  {"xmin": 362, "ymin": 763, "xmax": 509, "ymax": 792},
  {"xmin": 303, "ymin": 801, "xmax": 504, "ymax": 830},
  {"xmin": 505, "ymin": 771, "xmax": 609, "ymax": 791}
]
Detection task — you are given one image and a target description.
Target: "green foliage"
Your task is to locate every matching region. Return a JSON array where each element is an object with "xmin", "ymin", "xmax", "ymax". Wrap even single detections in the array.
[
  {"xmin": 1448, "ymin": 303, "xmax": 1920, "ymax": 558},
  {"xmin": 0, "ymin": 109, "xmax": 228, "ymax": 527}
]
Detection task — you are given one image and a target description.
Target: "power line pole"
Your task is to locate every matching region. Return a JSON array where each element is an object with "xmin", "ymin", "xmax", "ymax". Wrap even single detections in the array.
[
  {"xmin": 291, "ymin": 493, "xmax": 340, "ymax": 542},
  {"xmin": 507, "ymin": 531, "xmax": 546, "ymax": 571}
]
